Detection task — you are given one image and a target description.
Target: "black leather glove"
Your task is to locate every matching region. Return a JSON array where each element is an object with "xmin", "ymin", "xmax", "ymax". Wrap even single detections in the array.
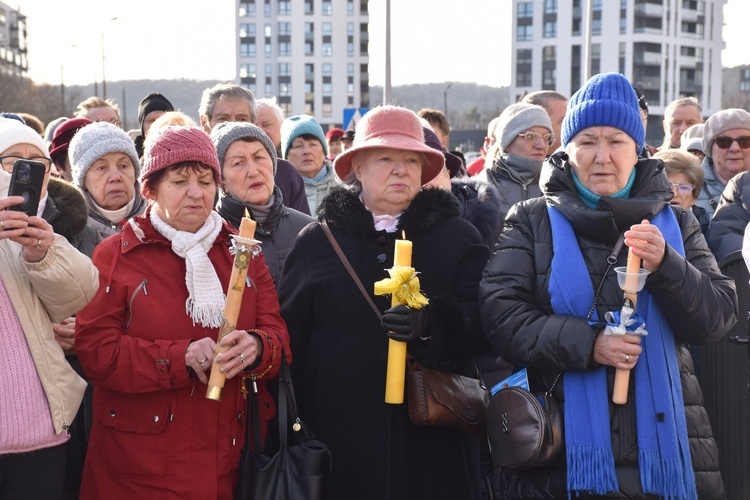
[{"xmin": 381, "ymin": 304, "xmax": 428, "ymax": 342}]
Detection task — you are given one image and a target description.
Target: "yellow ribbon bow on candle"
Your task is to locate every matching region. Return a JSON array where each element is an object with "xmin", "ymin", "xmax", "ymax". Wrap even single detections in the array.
[{"xmin": 374, "ymin": 266, "xmax": 429, "ymax": 309}]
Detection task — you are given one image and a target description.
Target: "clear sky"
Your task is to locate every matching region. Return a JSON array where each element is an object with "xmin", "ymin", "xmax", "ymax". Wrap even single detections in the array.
[{"xmin": 19, "ymin": 0, "xmax": 750, "ymax": 89}]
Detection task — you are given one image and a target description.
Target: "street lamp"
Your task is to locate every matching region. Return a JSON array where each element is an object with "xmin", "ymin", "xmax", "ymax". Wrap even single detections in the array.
[
  {"xmin": 101, "ymin": 16, "xmax": 118, "ymax": 99},
  {"xmin": 443, "ymin": 82, "xmax": 453, "ymax": 119}
]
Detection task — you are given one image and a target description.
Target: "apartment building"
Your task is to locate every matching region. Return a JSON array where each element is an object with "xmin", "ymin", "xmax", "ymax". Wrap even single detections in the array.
[
  {"xmin": 510, "ymin": 0, "xmax": 726, "ymax": 118},
  {"xmin": 235, "ymin": 0, "xmax": 370, "ymax": 128},
  {"xmin": 0, "ymin": 2, "xmax": 28, "ymax": 77}
]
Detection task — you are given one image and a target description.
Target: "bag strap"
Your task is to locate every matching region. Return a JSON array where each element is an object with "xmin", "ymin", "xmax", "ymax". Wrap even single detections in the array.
[
  {"xmin": 320, "ymin": 220, "xmax": 383, "ymax": 320},
  {"xmin": 249, "ymin": 350, "xmax": 293, "ymax": 454}
]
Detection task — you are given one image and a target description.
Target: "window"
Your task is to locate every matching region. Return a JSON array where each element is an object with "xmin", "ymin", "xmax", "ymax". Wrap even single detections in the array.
[
  {"xmin": 264, "ymin": 0, "xmax": 271, "ymax": 17},
  {"xmin": 323, "ymin": 63, "xmax": 332, "ymax": 76},
  {"xmin": 517, "ymin": 24, "xmax": 533, "ymax": 41},
  {"xmin": 240, "ymin": 23, "xmax": 256, "ymax": 37},
  {"xmin": 304, "ymin": 0, "xmax": 313, "ymax": 14},
  {"xmin": 348, "ymin": 42, "xmax": 354, "ymax": 56},
  {"xmin": 322, "ymin": 22, "xmax": 332, "ymax": 36},
  {"xmin": 543, "ymin": 69, "xmax": 556, "ymax": 88},
  {"xmin": 278, "ymin": 22, "xmax": 290, "ymax": 36},
  {"xmin": 323, "ymin": 103, "xmax": 333, "ymax": 117},
  {"xmin": 544, "ymin": 21, "xmax": 557, "ymax": 38},
  {"xmin": 543, "ymin": 46, "xmax": 556, "ymax": 62},
  {"xmin": 544, "ymin": 0, "xmax": 557, "ymax": 14},
  {"xmin": 322, "ymin": 42, "xmax": 332, "ymax": 56},
  {"xmin": 278, "ymin": 42, "xmax": 291, "ymax": 56},
  {"xmin": 517, "ymin": 48, "xmax": 532, "ymax": 65},
  {"xmin": 348, "ymin": 63, "xmax": 354, "ymax": 76},
  {"xmin": 322, "ymin": 0, "xmax": 332, "ymax": 15},
  {"xmin": 264, "ymin": 24, "xmax": 272, "ymax": 37},
  {"xmin": 278, "ymin": 0, "xmax": 290, "ymax": 15},
  {"xmin": 239, "ymin": 1, "xmax": 256, "ymax": 16},
  {"xmin": 240, "ymin": 63, "xmax": 256, "ymax": 78},
  {"xmin": 323, "ymin": 83, "xmax": 332, "ymax": 96},
  {"xmin": 517, "ymin": 70, "xmax": 532, "ymax": 87},
  {"xmin": 347, "ymin": 22, "xmax": 354, "ymax": 36},
  {"xmin": 278, "ymin": 63, "xmax": 291, "ymax": 76},
  {"xmin": 264, "ymin": 43, "xmax": 272, "ymax": 57},
  {"xmin": 518, "ymin": 2, "xmax": 533, "ymax": 18},
  {"xmin": 240, "ymin": 43, "xmax": 256, "ymax": 57},
  {"xmin": 591, "ymin": 43, "xmax": 601, "ymax": 75},
  {"xmin": 347, "ymin": 0, "xmax": 354, "ymax": 15}
]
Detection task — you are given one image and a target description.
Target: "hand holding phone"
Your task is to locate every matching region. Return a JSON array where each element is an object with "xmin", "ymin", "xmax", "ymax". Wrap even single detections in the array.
[{"xmin": 6, "ymin": 159, "xmax": 45, "ymax": 216}]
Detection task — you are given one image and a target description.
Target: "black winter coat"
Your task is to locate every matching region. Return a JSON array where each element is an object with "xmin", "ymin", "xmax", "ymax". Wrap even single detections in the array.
[
  {"xmin": 279, "ymin": 186, "xmax": 490, "ymax": 500},
  {"xmin": 44, "ymin": 178, "xmax": 102, "ymax": 258},
  {"xmin": 479, "ymin": 153, "xmax": 736, "ymax": 499},
  {"xmin": 708, "ymin": 170, "xmax": 750, "ymax": 264}
]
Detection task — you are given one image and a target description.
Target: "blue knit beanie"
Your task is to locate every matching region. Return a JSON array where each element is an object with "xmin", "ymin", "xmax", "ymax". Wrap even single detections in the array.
[
  {"xmin": 562, "ymin": 73, "xmax": 645, "ymax": 151},
  {"xmin": 280, "ymin": 114, "xmax": 328, "ymax": 159}
]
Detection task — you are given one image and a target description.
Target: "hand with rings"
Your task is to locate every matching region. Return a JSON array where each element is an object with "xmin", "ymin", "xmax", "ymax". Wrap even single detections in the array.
[
  {"xmin": 185, "ymin": 337, "xmax": 217, "ymax": 384},
  {"xmin": 214, "ymin": 330, "xmax": 262, "ymax": 380},
  {"xmin": 594, "ymin": 331, "xmax": 642, "ymax": 369},
  {"xmin": 0, "ymin": 197, "xmax": 56, "ymax": 263}
]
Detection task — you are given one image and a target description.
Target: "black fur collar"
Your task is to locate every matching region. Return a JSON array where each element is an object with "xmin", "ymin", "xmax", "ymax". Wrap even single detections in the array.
[
  {"xmin": 319, "ymin": 186, "xmax": 460, "ymax": 238},
  {"xmin": 44, "ymin": 178, "xmax": 89, "ymax": 240}
]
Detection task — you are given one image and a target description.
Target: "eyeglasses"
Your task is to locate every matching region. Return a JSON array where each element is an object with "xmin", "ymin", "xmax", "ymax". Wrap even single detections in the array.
[
  {"xmin": 714, "ymin": 136, "xmax": 750, "ymax": 149},
  {"xmin": 517, "ymin": 132, "xmax": 556, "ymax": 147},
  {"xmin": 670, "ymin": 183, "xmax": 695, "ymax": 196},
  {"xmin": 0, "ymin": 155, "xmax": 53, "ymax": 173}
]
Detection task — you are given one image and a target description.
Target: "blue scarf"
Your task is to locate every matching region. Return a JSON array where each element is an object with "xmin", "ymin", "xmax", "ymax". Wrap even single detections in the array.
[{"xmin": 547, "ymin": 205, "xmax": 697, "ymax": 499}]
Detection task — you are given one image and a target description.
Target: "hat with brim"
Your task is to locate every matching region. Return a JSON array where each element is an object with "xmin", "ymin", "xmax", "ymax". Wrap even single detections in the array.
[{"xmin": 334, "ymin": 106, "xmax": 445, "ymax": 185}]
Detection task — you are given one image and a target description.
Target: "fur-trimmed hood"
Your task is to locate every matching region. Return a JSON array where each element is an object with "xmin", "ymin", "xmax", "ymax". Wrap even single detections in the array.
[
  {"xmin": 450, "ymin": 177, "xmax": 503, "ymax": 246},
  {"xmin": 45, "ymin": 177, "xmax": 90, "ymax": 240},
  {"xmin": 318, "ymin": 185, "xmax": 460, "ymax": 238}
]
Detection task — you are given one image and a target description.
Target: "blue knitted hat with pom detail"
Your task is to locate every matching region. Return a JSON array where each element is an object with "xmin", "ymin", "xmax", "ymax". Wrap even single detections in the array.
[{"xmin": 562, "ymin": 72, "xmax": 645, "ymax": 151}]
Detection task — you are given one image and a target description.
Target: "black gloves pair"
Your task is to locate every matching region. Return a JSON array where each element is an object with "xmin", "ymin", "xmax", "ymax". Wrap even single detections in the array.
[{"xmin": 381, "ymin": 304, "xmax": 429, "ymax": 342}]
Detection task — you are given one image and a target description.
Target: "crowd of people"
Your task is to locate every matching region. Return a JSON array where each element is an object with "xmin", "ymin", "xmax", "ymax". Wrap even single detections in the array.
[{"xmin": 0, "ymin": 72, "xmax": 745, "ymax": 499}]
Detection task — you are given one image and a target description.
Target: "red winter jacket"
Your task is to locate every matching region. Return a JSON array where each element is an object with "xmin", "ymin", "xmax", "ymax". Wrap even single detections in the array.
[{"xmin": 76, "ymin": 210, "xmax": 290, "ymax": 500}]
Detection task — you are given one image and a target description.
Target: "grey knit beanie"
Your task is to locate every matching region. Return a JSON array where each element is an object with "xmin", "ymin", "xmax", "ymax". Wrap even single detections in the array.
[
  {"xmin": 280, "ymin": 114, "xmax": 328, "ymax": 159},
  {"xmin": 702, "ymin": 108, "xmax": 750, "ymax": 157},
  {"xmin": 211, "ymin": 122, "xmax": 277, "ymax": 175},
  {"xmin": 497, "ymin": 103, "xmax": 553, "ymax": 153},
  {"xmin": 68, "ymin": 121, "xmax": 140, "ymax": 189}
]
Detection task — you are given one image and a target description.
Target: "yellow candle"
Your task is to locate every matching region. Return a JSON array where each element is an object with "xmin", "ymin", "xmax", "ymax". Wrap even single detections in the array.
[
  {"xmin": 385, "ymin": 238, "xmax": 412, "ymax": 404},
  {"xmin": 206, "ymin": 212, "xmax": 257, "ymax": 400}
]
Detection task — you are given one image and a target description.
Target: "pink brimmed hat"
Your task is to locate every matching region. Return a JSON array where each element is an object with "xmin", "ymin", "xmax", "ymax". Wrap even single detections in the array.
[{"xmin": 333, "ymin": 105, "xmax": 445, "ymax": 185}]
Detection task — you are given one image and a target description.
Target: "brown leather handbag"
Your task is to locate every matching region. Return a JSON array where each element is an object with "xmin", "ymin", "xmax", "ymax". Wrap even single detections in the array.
[{"xmin": 407, "ymin": 360, "xmax": 489, "ymax": 435}]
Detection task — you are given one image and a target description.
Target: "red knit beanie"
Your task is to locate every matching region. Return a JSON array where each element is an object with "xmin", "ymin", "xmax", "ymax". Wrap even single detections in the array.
[{"xmin": 141, "ymin": 125, "xmax": 221, "ymax": 189}]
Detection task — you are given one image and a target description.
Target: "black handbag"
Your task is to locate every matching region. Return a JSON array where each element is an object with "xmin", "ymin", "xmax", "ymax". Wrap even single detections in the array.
[
  {"xmin": 486, "ymin": 374, "xmax": 563, "ymax": 469},
  {"xmin": 235, "ymin": 354, "xmax": 331, "ymax": 500}
]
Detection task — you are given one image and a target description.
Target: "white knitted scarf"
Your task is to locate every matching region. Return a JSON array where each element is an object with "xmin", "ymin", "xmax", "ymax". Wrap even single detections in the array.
[{"xmin": 149, "ymin": 209, "xmax": 226, "ymax": 328}]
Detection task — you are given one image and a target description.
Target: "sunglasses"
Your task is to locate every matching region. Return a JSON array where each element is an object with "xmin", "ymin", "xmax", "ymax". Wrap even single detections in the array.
[
  {"xmin": 714, "ymin": 136, "xmax": 750, "ymax": 149},
  {"xmin": 517, "ymin": 132, "xmax": 556, "ymax": 147},
  {"xmin": 670, "ymin": 183, "xmax": 695, "ymax": 196}
]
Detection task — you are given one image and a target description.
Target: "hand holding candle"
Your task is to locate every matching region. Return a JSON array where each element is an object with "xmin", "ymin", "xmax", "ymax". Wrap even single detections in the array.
[
  {"xmin": 612, "ymin": 248, "xmax": 641, "ymax": 405},
  {"xmin": 374, "ymin": 234, "xmax": 429, "ymax": 404},
  {"xmin": 206, "ymin": 212, "xmax": 258, "ymax": 400}
]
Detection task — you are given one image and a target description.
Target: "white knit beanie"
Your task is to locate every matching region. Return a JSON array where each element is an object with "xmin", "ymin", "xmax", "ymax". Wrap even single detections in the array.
[
  {"xmin": 68, "ymin": 121, "xmax": 141, "ymax": 189},
  {"xmin": 0, "ymin": 117, "xmax": 47, "ymax": 156}
]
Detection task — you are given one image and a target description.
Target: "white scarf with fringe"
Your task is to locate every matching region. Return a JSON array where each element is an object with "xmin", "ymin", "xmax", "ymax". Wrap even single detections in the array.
[{"xmin": 150, "ymin": 209, "xmax": 226, "ymax": 328}]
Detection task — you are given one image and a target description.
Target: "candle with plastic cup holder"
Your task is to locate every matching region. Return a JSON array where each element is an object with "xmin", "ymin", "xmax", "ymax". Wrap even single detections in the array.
[
  {"xmin": 613, "ymin": 248, "xmax": 640, "ymax": 405},
  {"xmin": 384, "ymin": 235, "xmax": 412, "ymax": 404},
  {"xmin": 206, "ymin": 210, "xmax": 257, "ymax": 400}
]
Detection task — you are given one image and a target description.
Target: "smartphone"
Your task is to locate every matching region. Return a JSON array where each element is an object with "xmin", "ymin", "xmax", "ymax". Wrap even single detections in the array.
[{"xmin": 6, "ymin": 159, "xmax": 46, "ymax": 216}]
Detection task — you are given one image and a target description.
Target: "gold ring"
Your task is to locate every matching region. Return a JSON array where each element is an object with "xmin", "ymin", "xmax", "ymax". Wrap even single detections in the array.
[
  {"xmin": 625, "ymin": 354, "xmax": 630, "ymax": 363},
  {"xmin": 240, "ymin": 353, "xmax": 246, "ymax": 364},
  {"xmin": 35, "ymin": 239, "xmax": 41, "ymax": 249}
]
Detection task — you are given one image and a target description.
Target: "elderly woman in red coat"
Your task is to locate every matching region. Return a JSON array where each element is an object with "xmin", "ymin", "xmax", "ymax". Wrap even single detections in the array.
[{"xmin": 75, "ymin": 125, "xmax": 290, "ymax": 499}]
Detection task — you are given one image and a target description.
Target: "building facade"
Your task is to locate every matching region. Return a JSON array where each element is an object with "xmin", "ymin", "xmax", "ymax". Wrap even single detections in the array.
[
  {"xmin": 0, "ymin": 2, "xmax": 28, "ymax": 77},
  {"xmin": 235, "ymin": 0, "xmax": 370, "ymax": 128},
  {"xmin": 510, "ymin": 0, "xmax": 726, "ymax": 118}
]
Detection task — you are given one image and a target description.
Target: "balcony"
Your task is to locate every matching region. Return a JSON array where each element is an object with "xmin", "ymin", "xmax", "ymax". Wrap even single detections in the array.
[
  {"xmin": 680, "ymin": 55, "xmax": 698, "ymax": 67},
  {"xmin": 634, "ymin": 3, "xmax": 663, "ymax": 17},
  {"xmin": 635, "ymin": 51, "xmax": 663, "ymax": 65}
]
